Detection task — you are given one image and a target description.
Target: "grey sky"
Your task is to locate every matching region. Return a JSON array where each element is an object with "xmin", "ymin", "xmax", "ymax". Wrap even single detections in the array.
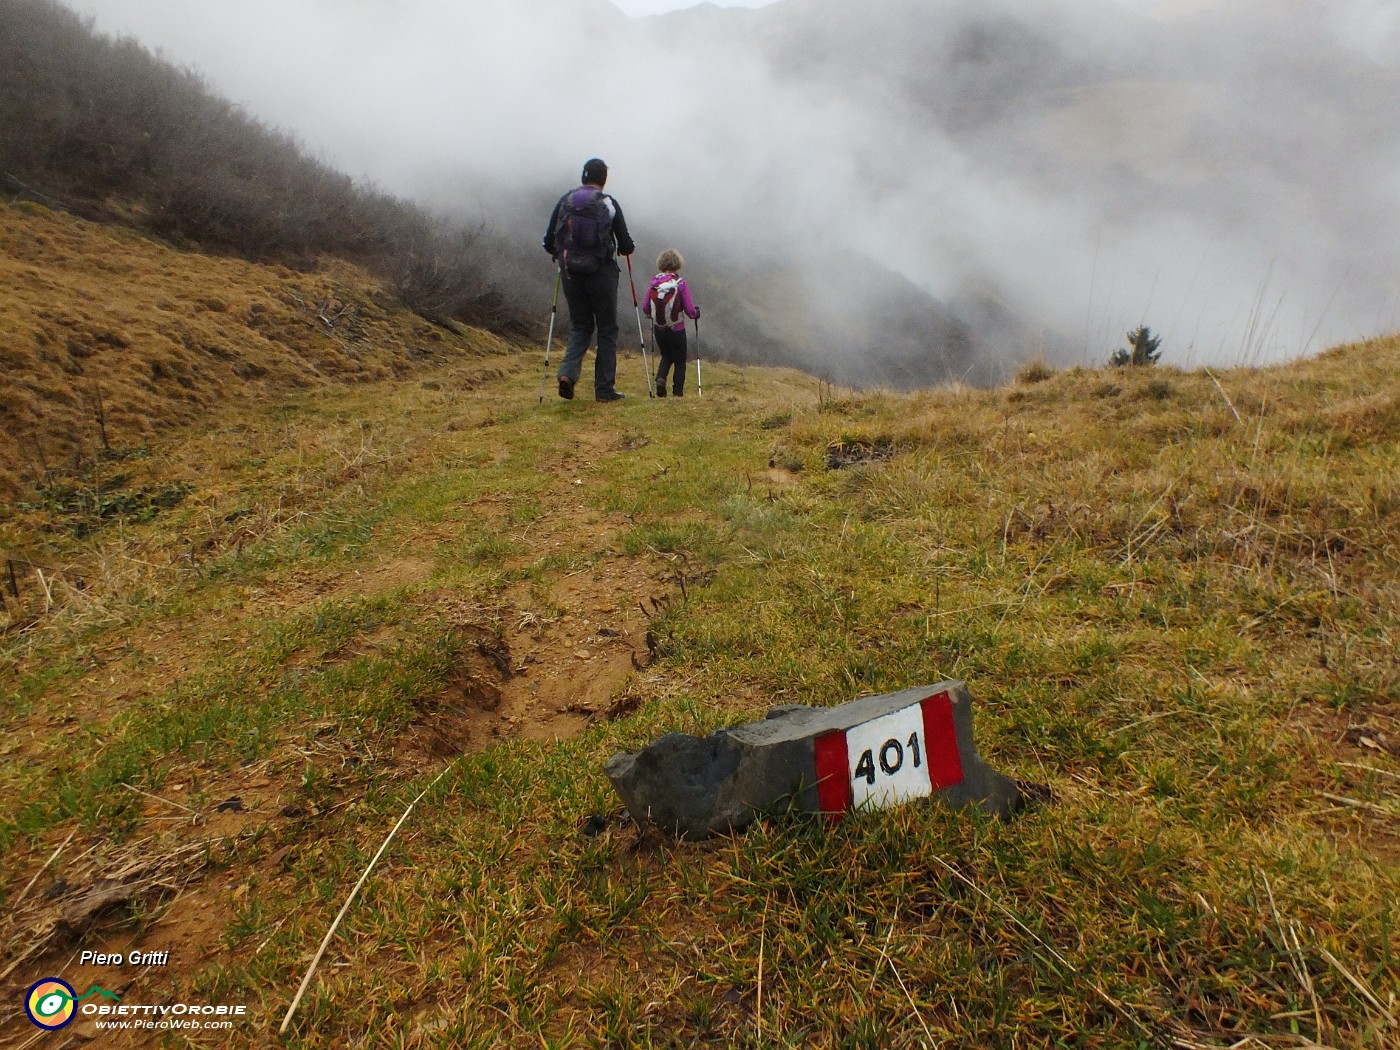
[{"xmin": 611, "ymin": 0, "xmax": 776, "ymax": 13}]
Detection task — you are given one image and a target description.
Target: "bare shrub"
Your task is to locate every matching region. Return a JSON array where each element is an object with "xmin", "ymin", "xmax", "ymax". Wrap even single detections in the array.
[{"xmin": 1016, "ymin": 357, "xmax": 1055, "ymax": 384}]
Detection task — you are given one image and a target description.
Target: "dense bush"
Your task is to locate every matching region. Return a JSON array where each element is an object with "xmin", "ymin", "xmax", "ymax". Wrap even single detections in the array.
[{"xmin": 0, "ymin": 0, "xmax": 530, "ymax": 332}]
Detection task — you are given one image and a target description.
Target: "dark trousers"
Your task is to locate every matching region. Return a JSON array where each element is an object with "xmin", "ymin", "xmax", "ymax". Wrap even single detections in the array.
[
  {"xmin": 559, "ymin": 266, "xmax": 620, "ymax": 397},
  {"xmin": 653, "ymin": 325, "xmax": 687, "ymax": 396}
]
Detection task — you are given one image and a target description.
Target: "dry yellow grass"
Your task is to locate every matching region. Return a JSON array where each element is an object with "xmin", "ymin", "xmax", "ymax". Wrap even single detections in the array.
[
  {"xmin": 0, "ymin": 202, "xmax": 1395, "ymax": 1047},
  {"xmin": 0, "ymin": 201, "xmax": 512, "ymax": 498}
]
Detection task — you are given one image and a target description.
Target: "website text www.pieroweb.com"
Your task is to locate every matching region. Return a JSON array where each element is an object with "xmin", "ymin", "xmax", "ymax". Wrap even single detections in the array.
[{"xmin": 23, "ymin": 976, "xmax": 249, "ymax": 1034}]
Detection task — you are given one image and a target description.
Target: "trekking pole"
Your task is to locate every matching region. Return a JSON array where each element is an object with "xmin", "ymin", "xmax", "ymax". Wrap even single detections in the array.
[
  {"xmin": 536, "ymin": 267, "xmax": 562, "ymax": 404},
  {"xmin": 624, "ymin": 254, "xmax": 655, "ymax": 397},
  {"xmin": 694, "ymin": 316, "xmax": 703, "ymax": 399}
]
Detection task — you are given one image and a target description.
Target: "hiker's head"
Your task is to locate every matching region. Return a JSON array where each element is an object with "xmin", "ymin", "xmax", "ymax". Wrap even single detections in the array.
[
  {"xmin": 581, "ymin": 158, "xmax": 608, "ymax": 187},
  {"xmin": 657, "ymin": 248, "xmax": 684, "ymax": 273}
]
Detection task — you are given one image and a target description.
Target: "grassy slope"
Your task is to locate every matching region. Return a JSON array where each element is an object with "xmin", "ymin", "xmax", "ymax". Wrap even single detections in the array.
[
  {"xmin": 0, "ymin": 202, "xmax": 502, "ymax": 500},
  {"xmin": 0, "ymin": 208, "xmax": 1397, "ymax": 1048}
]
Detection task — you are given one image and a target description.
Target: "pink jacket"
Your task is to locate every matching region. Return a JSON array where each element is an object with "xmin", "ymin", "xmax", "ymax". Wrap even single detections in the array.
[{"xmin": 642, "ymin": 272, "xmax": 699, "ymax": 331}]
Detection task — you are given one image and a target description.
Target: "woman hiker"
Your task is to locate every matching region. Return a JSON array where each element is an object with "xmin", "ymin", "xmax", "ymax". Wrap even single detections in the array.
[{"xmin": 641, "ymin": 248, "xmax": 700, "ymax": 397}]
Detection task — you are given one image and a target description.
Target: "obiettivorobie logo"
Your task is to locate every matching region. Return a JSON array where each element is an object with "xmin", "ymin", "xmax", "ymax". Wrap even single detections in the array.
[
  {"xmin": 24, "ymin": 977, "xmax": 248, "ymax": 1033},
  {"xmin": 24, "ymin": 978, "xmax": 121, "ymax": 1030}
]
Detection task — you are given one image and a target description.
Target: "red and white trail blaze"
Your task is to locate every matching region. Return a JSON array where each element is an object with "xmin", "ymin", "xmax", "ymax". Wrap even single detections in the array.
[{"xmin": 814, "ymin": 689, "xmax": 965, "ymax": 821}]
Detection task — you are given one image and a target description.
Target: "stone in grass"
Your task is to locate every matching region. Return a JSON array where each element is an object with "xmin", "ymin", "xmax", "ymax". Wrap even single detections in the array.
[{"xmin": 604, "ymin": 680, "xmax": 1021, "ymax": 839}]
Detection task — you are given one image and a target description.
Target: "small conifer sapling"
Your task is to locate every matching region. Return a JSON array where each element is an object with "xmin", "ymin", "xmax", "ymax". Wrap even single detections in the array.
[{"xmin": 1110, "ymin": 325, "xmax": 1162, "ymax": 367}]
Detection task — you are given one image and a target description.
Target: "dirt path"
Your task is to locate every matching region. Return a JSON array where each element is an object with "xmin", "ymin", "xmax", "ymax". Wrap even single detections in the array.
[
  {"xmin": 402, "ymin": 493, "xmax": 671, "ymax": 765},
  {"xmin": 0, "ymin": 414, "xmax": 683, "ymax": 1044},
  {"xmin": 406, "ymin": 423, "xmax": 675, "ymax": 758}
]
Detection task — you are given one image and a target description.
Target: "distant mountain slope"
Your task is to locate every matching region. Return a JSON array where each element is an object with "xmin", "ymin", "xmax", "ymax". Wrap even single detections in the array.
[{"xmin": 632, "ymin": 0, "xmax": 1400, "ymax": 375}]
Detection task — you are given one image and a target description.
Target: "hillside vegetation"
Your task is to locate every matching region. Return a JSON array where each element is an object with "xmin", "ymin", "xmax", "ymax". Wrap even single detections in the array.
[
  {"xmin": 0, "ymin": 201, "xmax": 513, "ymax": 500},
  {"xmin": 0, "ymin": 0, "xmax": 529, "ymax": 333},
  {"xmin": 0, "ymin": 199, "xmax": 1396, "ymax": 1046}
]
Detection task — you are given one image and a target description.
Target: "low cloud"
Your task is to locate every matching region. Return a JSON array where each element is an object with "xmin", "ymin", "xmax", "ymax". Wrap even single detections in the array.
[{"xmin": 64, "ymin": 0, "xmax": 1400, "ymax": 378}]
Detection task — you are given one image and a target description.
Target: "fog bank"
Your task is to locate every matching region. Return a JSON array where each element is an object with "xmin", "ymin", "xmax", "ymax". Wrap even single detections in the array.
[{"xmin": 64, "ymin": 0, "xmax": 1400, "ymax": 380}]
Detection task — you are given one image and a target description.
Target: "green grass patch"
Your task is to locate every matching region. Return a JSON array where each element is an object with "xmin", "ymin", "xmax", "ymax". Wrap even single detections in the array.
[{"xmin": 2, "ymin": 349, "xmax": 1396, "ymax": 1047}]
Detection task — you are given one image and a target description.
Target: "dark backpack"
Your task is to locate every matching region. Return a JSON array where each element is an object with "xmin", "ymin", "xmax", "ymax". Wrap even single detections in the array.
[{"xmin": 554, "ymin": 186, "xmax": 613, "ymax": 275}]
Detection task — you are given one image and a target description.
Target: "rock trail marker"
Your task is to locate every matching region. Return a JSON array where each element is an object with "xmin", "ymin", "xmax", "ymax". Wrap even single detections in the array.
[{"xmin": 605, "ymin": 680, "xmax": 1020, "ymax": 839}]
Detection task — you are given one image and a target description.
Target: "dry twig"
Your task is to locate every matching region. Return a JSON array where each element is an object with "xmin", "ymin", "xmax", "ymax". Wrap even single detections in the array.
[
  {"xmin": 10, "ymin": 829, "xmax": 76, "ymax": 911},
  {"xmin": 1318, "ymin": 947, "xmax": 1397, "ymax": 1027},
  {"xmin": 928, "ymin": 854, "xmax": 1162, "ymax": 1043},
  {"xmin": 1204, "ymin": 369, "xmax": 1243, "ymax": 424},
  {"xmin": 279, "ymin": 761, "xmax": 458, "ymax": 1035}
]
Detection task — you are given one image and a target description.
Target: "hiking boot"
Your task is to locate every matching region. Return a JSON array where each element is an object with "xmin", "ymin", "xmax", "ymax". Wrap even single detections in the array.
[
  {"xmin": 558, "ymin": 375, "xmax": 575, "ymax": 400},
  {"xmin": 655, "ymin": 383, "xmax": 666, "ymax": 398},
  {"xmin": 596, "ymin": 392, "xmax": 625, "ymax": 402}
]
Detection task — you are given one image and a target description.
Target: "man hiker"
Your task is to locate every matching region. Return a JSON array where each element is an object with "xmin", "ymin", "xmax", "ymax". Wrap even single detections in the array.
[{"xmin": 542, "ymin": 158, "xmax": 636, "ymax": 402}]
